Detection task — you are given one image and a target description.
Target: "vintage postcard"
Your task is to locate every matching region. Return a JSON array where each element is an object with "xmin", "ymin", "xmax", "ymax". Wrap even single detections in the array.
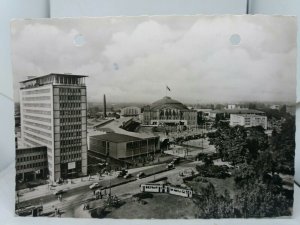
[{"xmin": 11, "ymin": 15, "xmax": 296, "ymax": 218}]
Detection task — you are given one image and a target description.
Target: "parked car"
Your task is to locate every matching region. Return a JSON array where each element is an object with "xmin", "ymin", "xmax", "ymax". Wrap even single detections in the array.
[
  {"xmin": 123, "ymin": 173, "xmax": 132, "ymax": 179},
  {"xmin": 136, "ymin": 172, "xmax": 145, "ymax": 179},
  {"xmin": 89, "ymin": 182, "xmax": 102, "ymax": 190},
  {"xmin": 116, "ymin": 169, "xmax": 128, "ymax": 177},
  {"xmin": 53, "ymin": 189, "xmax": 67, "ymax": 195},
  {"xmin": 166, "ymin": 163, "xmax": 175, "ymax": 170}
]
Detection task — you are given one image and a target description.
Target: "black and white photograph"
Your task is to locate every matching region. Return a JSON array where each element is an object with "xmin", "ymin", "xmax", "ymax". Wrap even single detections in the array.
[{"xmin": 11, "ymin": 15, "xmax": 296, "ymax": 219}]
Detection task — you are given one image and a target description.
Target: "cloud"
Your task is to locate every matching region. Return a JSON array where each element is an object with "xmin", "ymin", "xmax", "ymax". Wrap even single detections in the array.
[{"xmin": 11, "ymin": 16, "xmax": 297, "ymax": 104}]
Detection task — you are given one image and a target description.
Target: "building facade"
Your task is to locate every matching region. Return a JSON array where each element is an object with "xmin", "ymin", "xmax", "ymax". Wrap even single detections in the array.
[
  {"xmin": 270, "ymin": 105, "xmax": 280, "ymax": 110},
  {"xmin": 143, "ymin": 96, "xmax": 199, "ymax": 126},
  {"xmin": 230, "ymin": 114, "xmax": 268, "ymax": 129},
  {"xmin": 209, "ymin": 109, "xmax": 265, "ymax": 119},
  {"xmin": 20, "ymin": 73, "xmax": 88, "ymax": 181},
  {"xmin": 89, "ymin": 132, "xmax": 160, "ymax": 160},
  {"xmin": 120, "ymin": 106, "xmax": 141, "ymax": 117},
  {"xmin": 16, "ymin": 146, "xmax": 48, "ymax": 181}
]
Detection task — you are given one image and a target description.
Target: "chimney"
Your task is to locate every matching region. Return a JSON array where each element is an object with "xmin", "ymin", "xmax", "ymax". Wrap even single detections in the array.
[{"xmin": 103, "ymin": 94, "xmax": 107, "ymax": 118}]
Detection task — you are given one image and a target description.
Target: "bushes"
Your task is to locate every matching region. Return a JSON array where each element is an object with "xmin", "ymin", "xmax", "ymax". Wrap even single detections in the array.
[
  {"xmin": 193, "ymin": 177, "xmax": 209, "ymax": 183},
  {"xmin": 196, "ymin": 164, "xmax": 231, "ymax": 179},
  {"xmin": 193, "ymin": 180, "xmax": 292, "ymax": 218}
]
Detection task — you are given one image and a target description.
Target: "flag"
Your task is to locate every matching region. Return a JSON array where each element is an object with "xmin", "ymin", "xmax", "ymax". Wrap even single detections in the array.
[{"xmin": 166, "ymin": 86, "xmax": 171, "ymax": 91}]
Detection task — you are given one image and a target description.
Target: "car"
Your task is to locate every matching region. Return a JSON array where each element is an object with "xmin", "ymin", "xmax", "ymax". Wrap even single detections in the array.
[
  {"xmin": 123, "ymin": 173, "xmax": 132, "ymax": 179},
  {"xmin": 172, "ymin": 157, "xmax": 180, "ymax": 164},
  {"xmin": 53, "ymin": 189, "xmax": 67, "ymax": 195},
  {"xmin": 136, "ymin": 172, "xmax": 145, "ymax": 179},
  {"xmin": 116, "ymin": 169, "xmax": 128, "ymax": 177},
  {"xmin": 166, "ymin": 163, "xmax": 175, "ymax": 169},
  {"xmin": 89, "ymin": 182, "xmax": 102, "ymax": 190}
]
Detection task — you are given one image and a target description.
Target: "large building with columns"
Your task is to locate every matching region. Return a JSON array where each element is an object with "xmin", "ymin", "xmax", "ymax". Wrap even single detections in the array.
[{"xmin": 142, "ymin": 96, "xmax": 199, "ymax": 126}]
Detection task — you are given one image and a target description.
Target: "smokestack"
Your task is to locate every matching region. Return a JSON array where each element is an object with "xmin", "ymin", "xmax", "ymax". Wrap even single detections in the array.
[{"xmin": 103, "ymin": 94, "xmax": 107, "ymax": 118}]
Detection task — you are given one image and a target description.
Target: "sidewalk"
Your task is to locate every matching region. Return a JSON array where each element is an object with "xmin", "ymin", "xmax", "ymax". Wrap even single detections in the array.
[{"xmin": 16, "ymin": 164, "xmax": 163, "ymax": 203}]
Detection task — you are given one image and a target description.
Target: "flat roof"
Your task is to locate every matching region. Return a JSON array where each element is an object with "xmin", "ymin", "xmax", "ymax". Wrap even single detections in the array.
[
  {"xmin": 211, "ymin": 109, "xmax": 265, "ymax": 114},
  {"xmin": 90, "ymin": 132, "xmax": 142, "ymax": 143},
  {"xmin": 20, "ymin": 73, "xmax": 88, "ymax": 83},
  {"xmin": 231, "ymin": 114, "xmax": 267, "ymax": 117}
]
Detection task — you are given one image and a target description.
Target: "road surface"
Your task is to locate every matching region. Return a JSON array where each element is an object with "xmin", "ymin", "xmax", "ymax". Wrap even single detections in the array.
[{"xmin": 17, "ymin": 161, "xmax": 197, "ymax": 218}]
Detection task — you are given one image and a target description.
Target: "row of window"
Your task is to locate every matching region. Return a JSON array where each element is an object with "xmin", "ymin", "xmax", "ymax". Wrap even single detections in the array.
[
  {"xmin": 59, "ymin": 95, "xmax": 81, "ymax": 101},
  {"xmin": 61, "ymin": 154, "xmax": 81, "ymax": 161},
  {"xmin": 60, "ymin": 139, "xmax": 81, "ymax": 146},
  {"xmin": 17, "ymin": 147, "xmax": 46, "ymax": 155},
  {"xmin": 144, "ymin": 186, "xmax": 160, "ymax": 189},
  {"xmin": 60, "ymin": 124, "xmax": 81, "ymax": 131},
  {"xmin": 24, "ymin": 132, "xmax": 52, "ymax": 145},
  {"xmin": 61, "ymin": 150, "xmax": 81, "ymax": 156},
  {"xmin": 60, "ymin": 103, "xmax": 81, "ymax": 108},
  {"xmin": 61, "ymin": 132, "xmax": 82, "ymax": 139},
  {"xmin": 57, "ymin": 76, "xmax": 85, "ymax": 85},
  {"xmin": 24, "ymin": 115, "xmax": 51, "ymax": 123},
  {"xmin": 22, "ymin": 96, "xmax": 51, "ymax": 101},
  {"xmin": 23, "ymin": 88, "xmax": 50, "ymax": 95},
  {"xmin": 24, "ymin": 126, "xmax": 52, "ymax": 138},
  {"xmin": 59, "ymin": 88, "xmax": 81, "ymax": 94},
  {"xmin": 24, "ymin": 120, "xmax": 52, "ymax": 131},
  {"xmin": 60, "ymin": 117, "xmax": 82, "ymax": 123},
  {"xmin": 170, "ymin": 188, "xmax": 191, "ymax": 194},
  {"xmin": 61, "ymin": 146, "xmax": 82, "ymax": 153},
  {"xmin": 23, "ymin": 109, "xmax": 51, "ymax": 115},
  {"xmin": 16, "ymin": 161, "xmax": 47, "ymax": 170},
  {"xmin": 17, "ymin": 154, "xmax": 47, "ymax": 162},
  {"xmin": 23, "ymin": 103, "xmax": 51, "ymax": 108},
  {"xmin": 60, "ymin": 110, "xmax": 81, "ymax": 116}
]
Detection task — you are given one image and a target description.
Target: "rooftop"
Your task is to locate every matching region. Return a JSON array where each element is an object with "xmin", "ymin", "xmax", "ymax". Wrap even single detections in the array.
[
  {"xmin": 147, "ymin": 96, "xmax": 189, "ymax": 111},
  {"xmin": 231, "ymin": 114, "xmax": 267, "ymax": 118},
  {"xmin": 90, "ymin": 132, "xmax": 143, "ymax": 143},
  {"xmin": 20, "ymin": 73, "xmax": 88, "ymax": 89},
  {"xmin": 211, "ymin": 109, "xmax": 265, "ymax": 114},
  {"xmin": 20, "ymin": 73, "xmax": 87, "ymax": 83}
]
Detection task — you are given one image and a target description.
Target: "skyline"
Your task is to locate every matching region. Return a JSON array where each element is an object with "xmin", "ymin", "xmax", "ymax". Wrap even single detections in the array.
[{"xmin": 11, "ymin": 15, "xmax": 297, "ymax": 104}]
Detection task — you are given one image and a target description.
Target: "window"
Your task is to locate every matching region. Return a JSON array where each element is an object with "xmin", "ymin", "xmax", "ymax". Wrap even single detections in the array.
[
  {"xmin": 23, "ymin": 103, "xmax": 51, "ymax": 108},
  {"xmin": 24, "ymin": 88, "xmax": 50, "ymax": 95}
]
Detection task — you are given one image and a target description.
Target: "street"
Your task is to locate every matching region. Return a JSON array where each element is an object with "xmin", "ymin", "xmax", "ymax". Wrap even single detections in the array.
[{"xmin": 17, "ymin": 160, "xmax": 198, "ymax": 218}]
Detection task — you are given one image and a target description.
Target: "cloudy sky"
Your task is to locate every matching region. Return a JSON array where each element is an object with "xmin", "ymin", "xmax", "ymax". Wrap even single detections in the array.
[{"xmin": 11, "ymin": 15, "xmax": 297, "ymax": 104}]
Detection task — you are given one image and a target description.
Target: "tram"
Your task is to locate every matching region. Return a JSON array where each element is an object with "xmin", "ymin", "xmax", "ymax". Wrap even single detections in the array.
[{"xmin": 140, "ymin": 183, "xmax": 193, "ymax": 198}]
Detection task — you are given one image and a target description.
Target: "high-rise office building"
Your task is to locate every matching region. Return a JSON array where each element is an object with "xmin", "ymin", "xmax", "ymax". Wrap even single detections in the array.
[{"xmin": 19, "ymin": 73, "xmax": 88, "ymax": 181}]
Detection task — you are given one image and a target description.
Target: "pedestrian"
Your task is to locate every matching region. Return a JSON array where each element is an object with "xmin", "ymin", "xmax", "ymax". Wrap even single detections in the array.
[{"xmin": 93, "ymin": 189, "xmax": 95, "ymax": 195}]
